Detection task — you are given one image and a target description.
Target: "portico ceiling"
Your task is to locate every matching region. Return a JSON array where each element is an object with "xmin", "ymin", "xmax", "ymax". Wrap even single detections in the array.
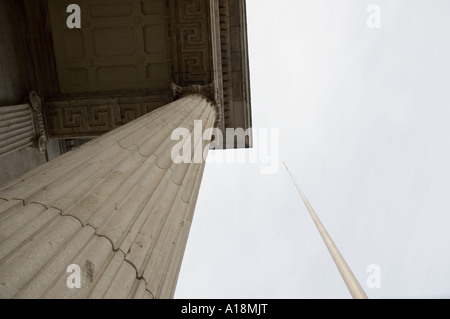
[{"xmin": 22, "ymin": 0, "xmax": 252, "ymax": 148}]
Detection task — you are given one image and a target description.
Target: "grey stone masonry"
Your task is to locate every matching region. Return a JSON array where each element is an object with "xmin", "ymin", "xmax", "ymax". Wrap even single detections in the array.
[{"xmin": 0, "ymin": 94, "xmax": 217, "ymax": 298}]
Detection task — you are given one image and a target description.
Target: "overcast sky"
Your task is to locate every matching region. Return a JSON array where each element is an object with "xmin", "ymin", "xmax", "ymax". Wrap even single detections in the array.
[{"xmin": 175, "ymin": 0, "xmax": 450, "ymax": 299}]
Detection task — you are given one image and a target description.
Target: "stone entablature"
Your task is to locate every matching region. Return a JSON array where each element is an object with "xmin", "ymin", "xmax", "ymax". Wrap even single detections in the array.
[{"xmin": 20, "ymin": 0, "xmax": 251, "ymax": 148}]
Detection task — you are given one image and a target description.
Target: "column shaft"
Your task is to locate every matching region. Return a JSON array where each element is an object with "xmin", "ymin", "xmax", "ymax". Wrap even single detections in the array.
[{"xmin": 0, "ymin": 94, "xmax": 217, "ymax": 299}]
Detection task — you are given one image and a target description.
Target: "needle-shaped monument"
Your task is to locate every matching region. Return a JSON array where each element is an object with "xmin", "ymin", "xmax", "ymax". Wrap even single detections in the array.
[{"xmin": 283, "ymin": 162, "xmax": 368, "ymax": 299}]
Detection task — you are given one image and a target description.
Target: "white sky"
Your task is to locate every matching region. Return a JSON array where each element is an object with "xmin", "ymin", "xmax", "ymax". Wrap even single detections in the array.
[{"xmin": 175, "ymin": 0, "xmax": 450, "ymax": 299}]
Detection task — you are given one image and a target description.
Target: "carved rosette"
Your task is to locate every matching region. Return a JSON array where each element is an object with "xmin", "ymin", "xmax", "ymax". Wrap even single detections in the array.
[
  {"xmin": 29, "ymin": 91, "xmax": 49, "ymax": 153},
  {"xmin": 170, "ymin": 82, "xmax": 222, "ymax": 128}
]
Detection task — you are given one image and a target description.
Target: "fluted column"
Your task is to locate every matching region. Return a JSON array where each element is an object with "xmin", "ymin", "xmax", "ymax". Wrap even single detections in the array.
[
  {"xmin": 0, "ymin": 104, "xmax": 35, "ymax": 156},
  {"xmin": 0, "ymin": 92, "xmax": 219, "ymax": 299}
]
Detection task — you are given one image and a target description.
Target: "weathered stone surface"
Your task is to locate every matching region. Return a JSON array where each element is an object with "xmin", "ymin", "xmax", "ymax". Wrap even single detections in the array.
[
  {"xmin": 0, "ymin": 95, "xmax": 217, "ymax": 299},
  {"xmin": 0, "ymin": 0, "xmax": 252, "ymax": 299}
]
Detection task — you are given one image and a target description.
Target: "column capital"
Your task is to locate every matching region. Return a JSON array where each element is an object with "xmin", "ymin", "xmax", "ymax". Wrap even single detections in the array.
[
  {"xmin": 170, "ymin": 82, "xmax": 215, "ymax": 102},
  {"xmin": 170, "ymin": 82, "xmax": 222, "ymax": 128}
]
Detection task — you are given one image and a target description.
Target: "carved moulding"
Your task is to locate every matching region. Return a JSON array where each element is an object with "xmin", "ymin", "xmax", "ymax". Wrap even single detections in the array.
[
  {"xmin": 29, "ymin": 91, "xmax": 49, "ymax": 153},
  {"xmin": 170, "ymin": 82, "xmax": 222, "ymax": 128}
]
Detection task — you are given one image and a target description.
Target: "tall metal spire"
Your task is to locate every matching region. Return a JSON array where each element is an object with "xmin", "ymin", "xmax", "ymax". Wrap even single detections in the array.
[{"xmin": 283, "ymin": 162, "xmax": 368, "ymax": 299}]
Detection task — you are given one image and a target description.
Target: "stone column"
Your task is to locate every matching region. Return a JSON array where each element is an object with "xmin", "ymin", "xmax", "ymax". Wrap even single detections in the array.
[{"xmin": 0, "ymin": 90, "xmax": 220, "ymax": 299}]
